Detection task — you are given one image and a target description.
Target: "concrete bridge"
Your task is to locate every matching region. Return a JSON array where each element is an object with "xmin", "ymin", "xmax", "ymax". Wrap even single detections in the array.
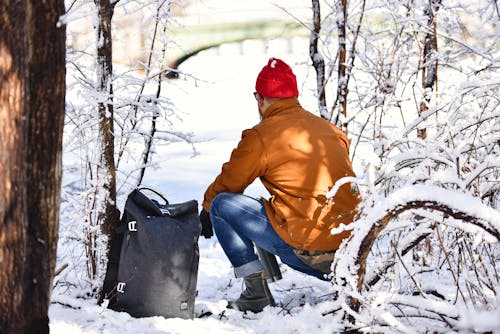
[
  {"xmin": 166, "ymin": 19, "xmax": 308, "ymax": 74},
  {"xmin": 164, "ymin": 0, "xmax": 312, "ymax": 77}
]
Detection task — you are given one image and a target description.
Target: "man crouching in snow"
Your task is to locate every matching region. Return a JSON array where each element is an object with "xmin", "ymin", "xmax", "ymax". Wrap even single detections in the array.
[{"xmin": 199, "ymin": 57, "xmax": 360, "ymax": 313}]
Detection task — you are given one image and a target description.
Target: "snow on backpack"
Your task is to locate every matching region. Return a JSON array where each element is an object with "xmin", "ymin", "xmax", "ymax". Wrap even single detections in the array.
[{"xmin": 100, "ymin": 187, "xmax": 201, "ymax": 319}]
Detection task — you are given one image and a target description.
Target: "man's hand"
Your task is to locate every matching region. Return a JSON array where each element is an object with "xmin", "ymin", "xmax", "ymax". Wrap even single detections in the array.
[{"xmin": 199, "ymin": 209, "xmax": 214, "ymax": 239}]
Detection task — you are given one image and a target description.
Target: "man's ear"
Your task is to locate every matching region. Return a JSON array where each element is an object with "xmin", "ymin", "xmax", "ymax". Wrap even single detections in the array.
[{"xmin": 258, "ymin": 97, "xmax": 264, "ymax": 107}]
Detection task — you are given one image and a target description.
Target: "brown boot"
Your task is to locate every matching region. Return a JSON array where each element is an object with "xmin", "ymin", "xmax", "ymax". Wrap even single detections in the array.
[{"xmin": 233, "ymin": 270, "xmax": 275, "ymax": 313}]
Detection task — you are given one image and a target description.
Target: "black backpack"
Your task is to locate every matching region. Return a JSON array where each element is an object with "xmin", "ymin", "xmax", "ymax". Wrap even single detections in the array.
[{"xmin": 100, "ymin": 187, "xmax": 201, "ymax": 319}]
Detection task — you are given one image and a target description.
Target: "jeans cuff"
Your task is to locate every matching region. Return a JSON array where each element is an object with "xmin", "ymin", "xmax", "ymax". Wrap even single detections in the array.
[{"xmin": 234, "ymin": 259, "xmax": 264, "ymax": 278}]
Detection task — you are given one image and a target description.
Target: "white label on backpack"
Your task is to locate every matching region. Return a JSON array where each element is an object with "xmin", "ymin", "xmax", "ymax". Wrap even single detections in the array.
[
  {"xmin": 128, "ymin": 221, "xmax": 138, "ymax": 232},
  {"xmin": 117, "ymin": 282, "xmax": 126, "ymax": 293},
  {"xmin": 180, "ymin": 301, "xmax": 188, "ymax": 310},
  {"xmin": 160, "ymin": 208, "xmax": 171, "ymax": 215}
]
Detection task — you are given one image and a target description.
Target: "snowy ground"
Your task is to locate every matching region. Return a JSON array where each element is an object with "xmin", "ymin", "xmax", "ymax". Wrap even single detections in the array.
[{"xmin": 50, "ymin": 40, "xmax": 351, "ymax": 333}]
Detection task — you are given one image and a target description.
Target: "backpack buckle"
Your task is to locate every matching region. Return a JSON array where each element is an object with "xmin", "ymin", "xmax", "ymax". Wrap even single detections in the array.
[
  {"xmin": 117, "ymin": 282, "xmax": 126, "ymax": 293},
  {"xmin": 128, "ymin": 221, "xmax": 138, "ymax": 232},
  {"xmin": 160, "ymin": 208, "xmax": 171, "ymax": 215}
]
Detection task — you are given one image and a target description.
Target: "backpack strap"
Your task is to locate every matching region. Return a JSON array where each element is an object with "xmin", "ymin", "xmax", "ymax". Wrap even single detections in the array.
[
  {"xmin": 98, "ymin": 212, "xmax": 129, "ymax": 306},
  {"xmin": 137, "ymin": 187, "xmax": 169, "ymax": 205},
  {"xmin": 128, "ymin": 188, "xmax": 163, "ymax": 216}
]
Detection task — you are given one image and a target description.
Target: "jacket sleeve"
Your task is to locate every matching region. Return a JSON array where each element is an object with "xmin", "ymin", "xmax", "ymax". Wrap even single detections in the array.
[{"xmin": 202, "ymin": 128, "xmax": 266, "ymax": 211}]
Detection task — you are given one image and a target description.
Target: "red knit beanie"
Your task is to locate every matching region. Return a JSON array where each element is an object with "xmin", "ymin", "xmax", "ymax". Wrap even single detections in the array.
[{"xmin": 255, "ymin": 57, "xmax": 299, "ymax": 98}]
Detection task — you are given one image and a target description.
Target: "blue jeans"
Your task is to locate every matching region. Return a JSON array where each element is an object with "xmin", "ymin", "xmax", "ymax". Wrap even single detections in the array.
[{"xmin": 210, "ymin": 192, "xmax": 328, "ymax": 280}]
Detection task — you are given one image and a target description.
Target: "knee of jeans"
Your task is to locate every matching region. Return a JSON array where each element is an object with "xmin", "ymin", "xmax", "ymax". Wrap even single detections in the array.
[{"xmin": 210, "ymin": 192, "xmax": 233, "ymax": 217}]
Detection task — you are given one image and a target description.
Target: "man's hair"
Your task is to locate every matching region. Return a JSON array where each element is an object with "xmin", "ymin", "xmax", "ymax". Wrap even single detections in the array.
[{"xmin": 261, "ymin": 96, "xmax": 281, "ymax": 104}]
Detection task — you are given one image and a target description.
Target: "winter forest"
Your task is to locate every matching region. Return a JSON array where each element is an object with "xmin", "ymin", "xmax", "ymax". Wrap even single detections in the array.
[{"xmin": 0, "ymin": 0, "xmax": 499, "ymax": 333}]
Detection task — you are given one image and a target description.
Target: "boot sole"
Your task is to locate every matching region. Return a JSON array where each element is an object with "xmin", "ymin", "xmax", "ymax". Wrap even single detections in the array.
[{"xmin": 229, "ymin": 297, "xmax": 274, "ymax": 313}]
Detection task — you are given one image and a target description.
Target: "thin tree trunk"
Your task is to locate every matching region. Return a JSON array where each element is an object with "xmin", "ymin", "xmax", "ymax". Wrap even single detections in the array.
[
  {"xmin": 336, "ymin": 0, "xmax": 348, "ymax": 134},
  {"xmin": 0, "ymin": 1, "xmax": 29, "ymax": 333},
  {"xmin": 90, "ymin": 0, "xmax": 121, "ymax": 302},
  {"xmin": 136, "ymin": 1, "xmax": 171, "ymax": 186},
  {"xmin": 94, "ymin": 0, "xmax": 120, "ymax": 239},
  {"xmin": 310, "ymin": 0, "xmax": 328, "ymax": 119},
  {"xmin": 418, "ymin": 0, "xmax": 440, "ymax": 139}
]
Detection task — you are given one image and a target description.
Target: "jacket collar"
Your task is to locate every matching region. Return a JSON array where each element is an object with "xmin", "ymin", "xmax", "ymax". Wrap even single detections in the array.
[{"xmin": 262, "ymin": 98, "xmax": 301, "ymax": 119}]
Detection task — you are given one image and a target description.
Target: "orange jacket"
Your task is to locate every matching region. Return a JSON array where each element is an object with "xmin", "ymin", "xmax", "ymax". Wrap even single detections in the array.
[{"xmin": 203, "ymin": 98, "xmax": 359, "ymax": 251}]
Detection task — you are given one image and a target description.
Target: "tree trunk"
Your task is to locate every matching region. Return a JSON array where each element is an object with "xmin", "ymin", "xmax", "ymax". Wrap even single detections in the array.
[
  {"xmin": 0, "ymin": 1, "xmax": 29, "ymax": 333},
  {"xmin": 336, "ymin": 0, "xmax": 348, "ymax": 134},
  {"xmin": 0, "ymin": 0, "xmax": 66, "ymax": 333},
  {"xmin": 310, "ymin": 0, "xmax": 328, "ymax": 119},
  {"xmin": 89, "ymin": 0, "xmax": 120, "ymax": 286},
  {"xmin": 95, "ymin": 0, "xmax": 120, "ymax": 238},
  {"xmin": 23, "ymin": 0, "xmax": 66, "ymax": 333},
  {"xmin": 418, "ymin": 0, "xmax": 441, "ymax": 139}
]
